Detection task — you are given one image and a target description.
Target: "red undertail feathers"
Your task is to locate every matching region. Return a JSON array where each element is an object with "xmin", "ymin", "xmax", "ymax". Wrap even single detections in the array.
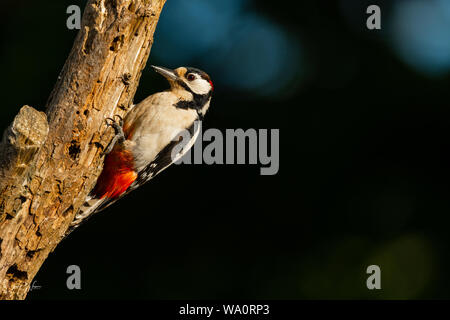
[{"xmin": 92, "ymin": 147, "xmax": 137, "ymax": 199}]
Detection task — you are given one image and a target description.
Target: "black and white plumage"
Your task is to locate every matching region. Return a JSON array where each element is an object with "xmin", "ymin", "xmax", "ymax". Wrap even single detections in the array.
[{"xmin": 67, "ymin": 66, "xmax": 213, "ymax": 235}]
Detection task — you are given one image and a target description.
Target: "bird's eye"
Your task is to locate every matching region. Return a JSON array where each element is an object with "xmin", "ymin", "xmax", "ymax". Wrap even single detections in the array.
[{"xmin": 187, "ymin": 74, "xmax": 196, "ymax": 81}]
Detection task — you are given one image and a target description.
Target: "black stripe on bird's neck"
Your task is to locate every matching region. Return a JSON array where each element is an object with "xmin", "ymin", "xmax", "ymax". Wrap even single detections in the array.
[{"xmin": 175, "ymin": 80, "xmax": 211, "ymax": 113}]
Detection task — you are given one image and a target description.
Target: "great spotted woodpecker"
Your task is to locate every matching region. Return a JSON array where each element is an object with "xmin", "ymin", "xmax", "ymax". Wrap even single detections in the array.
[{"xmin": 67, "ymin": 66, "xmax": 213, "ymax": 234}]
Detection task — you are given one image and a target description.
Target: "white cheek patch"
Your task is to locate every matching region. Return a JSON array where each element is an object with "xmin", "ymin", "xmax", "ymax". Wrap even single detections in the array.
[{"xmin": 188, "ymin": 78, "xmax": 211, "ymax": 95}]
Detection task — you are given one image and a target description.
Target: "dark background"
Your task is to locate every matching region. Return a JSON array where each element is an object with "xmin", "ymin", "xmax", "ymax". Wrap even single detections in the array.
[{"xmin": 1, "ymin": 0, "xmax": 450, "ymax": 299}]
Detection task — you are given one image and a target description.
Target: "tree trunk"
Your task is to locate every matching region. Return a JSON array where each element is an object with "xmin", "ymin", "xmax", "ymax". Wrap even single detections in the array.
[{"xmin": 0, "ymin": 0, "xmax": 166, "ymax": 300}]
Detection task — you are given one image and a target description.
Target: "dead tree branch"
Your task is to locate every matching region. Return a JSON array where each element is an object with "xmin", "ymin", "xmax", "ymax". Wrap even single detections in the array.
[{"xmin": 0, "ymin": 0, "xmax": 166, "ymax": 300}]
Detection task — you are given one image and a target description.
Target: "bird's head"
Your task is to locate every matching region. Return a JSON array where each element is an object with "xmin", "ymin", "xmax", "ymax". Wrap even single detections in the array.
[{"xmin": 152, "ymin": 65, "xmax": 214, "ymax": 97}]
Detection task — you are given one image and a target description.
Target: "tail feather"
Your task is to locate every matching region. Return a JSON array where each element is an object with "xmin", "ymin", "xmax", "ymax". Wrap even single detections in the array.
[
  {"xmin": 65, "ymin": 146, "xmax": 137, "ymax": 237},
  {"xmin": 65, "ymin": 196, "xmax": 107, "ymax": 236}
]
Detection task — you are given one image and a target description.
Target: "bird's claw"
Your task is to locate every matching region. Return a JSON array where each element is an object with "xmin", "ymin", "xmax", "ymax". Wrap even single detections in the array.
[
  {"xmin": 105, "ymin": 115, "xmax": 124, "ymax": 136},
  {"xmin": 102, "ymin": 115, "xmax": 126, "ymax": 156},
  {"xmin": 105, "ymin": 115, "xmax": 124, "ymax": 127}
]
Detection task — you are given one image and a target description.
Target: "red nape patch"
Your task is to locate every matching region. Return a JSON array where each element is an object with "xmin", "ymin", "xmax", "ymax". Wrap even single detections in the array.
[
  {"xmin": 92, "ymin": 148, "xmax": 137, "ymax": 199},
  {"xmin": 209, "ymin": 80, "xmax": 214, "ymax": 91}
]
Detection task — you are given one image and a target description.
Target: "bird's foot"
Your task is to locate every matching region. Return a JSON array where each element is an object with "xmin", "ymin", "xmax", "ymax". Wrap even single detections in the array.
[{"xmin": 102, "ymin": 115, "xmax": 126, "ymax": 155}]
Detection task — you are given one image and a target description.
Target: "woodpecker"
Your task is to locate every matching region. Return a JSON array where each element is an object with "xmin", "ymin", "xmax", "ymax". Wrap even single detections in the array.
[{"xmin": 68, "ymin": 66, "xmax": 213, "ymax": 234}]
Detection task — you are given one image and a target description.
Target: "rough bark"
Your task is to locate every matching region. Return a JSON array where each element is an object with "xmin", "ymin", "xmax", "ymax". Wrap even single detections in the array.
[{"xmin": 0, "ymin": 0, "xmax": 166, "ymax": 300}]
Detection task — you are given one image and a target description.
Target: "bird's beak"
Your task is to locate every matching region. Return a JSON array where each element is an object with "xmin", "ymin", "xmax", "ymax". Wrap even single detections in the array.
[{"xmin": 151, "ymin": 65, "xmax": 179, "ymax": 81}]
